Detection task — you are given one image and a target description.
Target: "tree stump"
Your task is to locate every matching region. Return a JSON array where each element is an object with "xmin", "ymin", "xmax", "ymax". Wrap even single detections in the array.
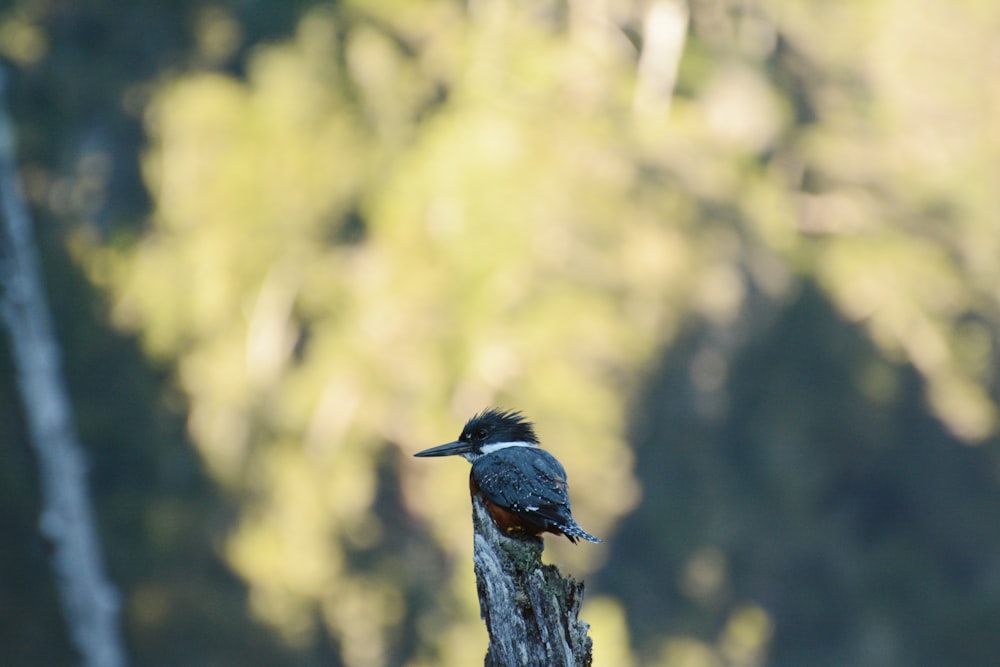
[{"xmin": 471, "ymin": 493, "xmax": 594, "ymax": 667}]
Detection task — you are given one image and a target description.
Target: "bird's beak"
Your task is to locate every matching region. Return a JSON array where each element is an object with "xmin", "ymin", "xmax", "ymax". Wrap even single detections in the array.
[{"xmin": 414, "ymin": 440, "xmax": 471, "ymax": 458}]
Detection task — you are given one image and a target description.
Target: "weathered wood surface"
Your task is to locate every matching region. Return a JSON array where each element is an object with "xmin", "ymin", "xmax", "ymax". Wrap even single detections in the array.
[{"xmin": 471, "ymin": 494, "xmax": 593, "ymax": 667}]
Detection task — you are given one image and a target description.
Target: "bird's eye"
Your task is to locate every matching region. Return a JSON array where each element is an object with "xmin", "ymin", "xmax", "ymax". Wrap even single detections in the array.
[{"xmin": 475, "ymin": 427, "xmax": 488, "ymax": 439}]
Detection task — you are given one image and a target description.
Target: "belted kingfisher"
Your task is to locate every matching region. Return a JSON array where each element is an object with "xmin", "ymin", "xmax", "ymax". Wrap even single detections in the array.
[{"xmin": 414, "ymin": 408, "xmax": 601, "ymax": 544}]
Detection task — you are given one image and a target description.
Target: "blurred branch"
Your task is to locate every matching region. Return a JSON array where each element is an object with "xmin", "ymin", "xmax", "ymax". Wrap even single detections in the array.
[
  {"xmin": 633, "ymin": 0, "xmax": 689, "ymax": 117},
  {"xmin": 0, "ymin": 67, "xmax": 128, "ymax": 667},
  {"xmin": 472, "ymin": 495, "xmax": 593, "ymax": 667}
]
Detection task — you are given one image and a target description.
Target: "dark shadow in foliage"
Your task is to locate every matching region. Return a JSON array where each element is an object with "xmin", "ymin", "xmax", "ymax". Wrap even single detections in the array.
[
  {"xmin": 600, "ymin": 282, "xmax": 1000, "ymax": 667},
  {"xmin": 0, "ymin": 327, "xmax": 74, "ymax": 667},
  {"xmin": 346, "ymin": 444, "xmax": 456, "ymax": 666}
]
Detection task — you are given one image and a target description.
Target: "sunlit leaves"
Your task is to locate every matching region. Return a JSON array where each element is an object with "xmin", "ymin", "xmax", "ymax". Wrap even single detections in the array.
[{"xmin": 78, "ymin": 0, "xmax": 1000, "ymax": 664}]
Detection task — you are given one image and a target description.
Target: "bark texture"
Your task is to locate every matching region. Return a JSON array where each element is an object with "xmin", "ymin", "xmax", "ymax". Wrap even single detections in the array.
[
  {"xmin": 472, "ymin": 494, "xmax": 593, "ymax": 667},
  {"xmin": 0, "ymin": 68, "xmax": 128, "ymax": 667}
]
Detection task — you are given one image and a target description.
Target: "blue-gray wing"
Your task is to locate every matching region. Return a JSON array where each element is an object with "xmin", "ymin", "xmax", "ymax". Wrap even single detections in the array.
[{"xmin": 471, "ymin": 448, "xmax": 574, "ymax": 530}]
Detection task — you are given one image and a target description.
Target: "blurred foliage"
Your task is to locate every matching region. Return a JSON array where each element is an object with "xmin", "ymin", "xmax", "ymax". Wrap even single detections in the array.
[{"xmin": 3, "ymin": 0, "xmax": 1000, "ymax": 666}]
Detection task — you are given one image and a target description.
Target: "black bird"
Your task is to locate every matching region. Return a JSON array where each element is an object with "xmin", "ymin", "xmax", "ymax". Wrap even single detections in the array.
[{"xmin": 414, "ymin": 408, "xmax": 601, "ymax": 544}]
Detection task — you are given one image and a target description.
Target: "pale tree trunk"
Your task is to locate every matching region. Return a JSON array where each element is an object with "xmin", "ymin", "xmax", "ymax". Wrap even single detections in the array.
[
  {"xmin": 633, "ymin": 0, "xmax": 689, "ymax": 117},
  {"xmin": 471, "ymin": 494, "xmax": 594, "ymax": 667},
  {"xmin": 0, "ymin": 68, "xmax": 128, "ymax": 667}
]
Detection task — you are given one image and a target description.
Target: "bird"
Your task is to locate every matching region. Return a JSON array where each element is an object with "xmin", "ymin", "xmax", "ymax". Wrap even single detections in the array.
[{"xmin": 414, "ymin": 408, "xmax": 601, "ymax": 544}]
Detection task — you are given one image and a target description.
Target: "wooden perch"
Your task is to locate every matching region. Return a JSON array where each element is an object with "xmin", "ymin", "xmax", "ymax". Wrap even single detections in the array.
[
  {"xmin": 471, "ymin": 493, "xmax": 594, "ymax": 667},
  {"xmin": 0, "ymin": 68, "xmax": 128, "ymax": 667}
]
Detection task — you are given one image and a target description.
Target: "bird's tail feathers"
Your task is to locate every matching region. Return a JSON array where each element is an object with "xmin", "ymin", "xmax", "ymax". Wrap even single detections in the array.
[{"xmin": 561, "ymin": 521, "xmax": 602, "ymax": 544}]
